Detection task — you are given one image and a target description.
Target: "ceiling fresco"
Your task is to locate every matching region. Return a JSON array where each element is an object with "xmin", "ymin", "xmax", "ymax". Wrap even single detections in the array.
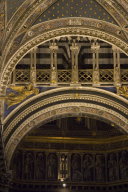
[
  {"xmin": 6, "ymin": 0, "xmax": 118, "ymax": 25},
  {"xmin": 7, "ymin": 0, "xmax": 25, "ymax": 21},
  {"xmin": 32, "ymin": 0, "xmax": 118, "ymax": 25}
]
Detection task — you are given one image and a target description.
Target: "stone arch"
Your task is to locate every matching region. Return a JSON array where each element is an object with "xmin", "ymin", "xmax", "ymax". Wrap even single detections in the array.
[
  {"xmin": 1, "ymin": 18, "xmax": 128, "ymax": 93},
  {"xmin": 3, "ymin": 87, "xmax": 128, "ymax": 167}
]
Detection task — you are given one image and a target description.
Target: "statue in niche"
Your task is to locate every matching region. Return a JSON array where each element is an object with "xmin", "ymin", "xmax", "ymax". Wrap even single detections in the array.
[
  {"xmin": 108, "ymin": 153, "xmax": 118, "ymax": 181},
  {"xmin": 24, "ymin": 152, "xmax": 34, "ymax": 180},
  {"xmin": 47, "ymin": 153, "xmax": 57, "ymax": 180},
  {"xmin": 83, "ymin": 154, "xmax": 94, "ymax": 181},
  {"xmin": 119, "ymin": 151, "xmax": 128, "ymax": 179},
  {"xmin": 71, "ymin": 154, "xmax": 82, "ymax": 181},
  {"xmin": 59, "ymin": 154, "xmax": 68, "ymax": 180},
  {"xmin": 36, "ymin": 153, "xmax": 45, "ymax": 180},
  {"xmin": 95, "ymin": 155, "xmax": 105, "ymax": 182}
]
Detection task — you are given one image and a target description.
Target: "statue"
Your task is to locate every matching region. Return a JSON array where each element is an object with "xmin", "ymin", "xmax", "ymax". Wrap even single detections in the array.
[
  {"xmin": 71, "ymin": 154, "xmax": 82, "ymax": 181},
  {"xmin": 83, "ymin": 154, "xmax": 94, "ymax": 181},
  {"xmin": 108, "ymin": 153, "xmax": 118, "ymax": 181},
  {"xmin": 36, "ymin": 153, "xmax": 45, "ymax": 180},
  {"xmin": 24, "ymin": 153, "xmax": 34, "ymax": 180},
  {"xmin": 119, "ymin": 151, "xmax": 128, "ymax": 179},
  {"xmin": 95, "ymin": 155, "xmax": 105, "ymax": 182},
  {"xmin": 117, "ymin": 86, "xmax": 128, "ymax": 98},
  {"xmin": 47, "ymin": 153, "xmax": 57, "ymax": 180},
  {"xmin": 5, "ymin": 83, "xmax": 39, "ymax": 108},
  {"xmin": 59, "ymin": 153, "xmax": 68, "ymax": 180}
]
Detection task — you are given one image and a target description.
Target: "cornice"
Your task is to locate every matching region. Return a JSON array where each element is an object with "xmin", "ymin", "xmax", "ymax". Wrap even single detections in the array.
[{"xmin": 24, "ymin": 135, "xmax": 128, "ymax": 145}]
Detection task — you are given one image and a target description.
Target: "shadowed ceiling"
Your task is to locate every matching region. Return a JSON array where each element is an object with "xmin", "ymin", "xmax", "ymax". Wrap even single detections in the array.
[
  {"xmin": 33, "ymin": 0, "xmax": 117, "ymax": 25},
  {"xmin": 7, "ymin": 0, "xmax": 117, "ymax": 25}
]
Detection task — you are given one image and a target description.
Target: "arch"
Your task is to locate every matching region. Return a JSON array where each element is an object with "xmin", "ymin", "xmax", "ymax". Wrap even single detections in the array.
[
  {"xmin": 3, "ymin": 87, "xmax": 128, "ymax": 167},
  {"xmin": 0, "ymin": 17, "xmax": 128, "ymax": 93}
]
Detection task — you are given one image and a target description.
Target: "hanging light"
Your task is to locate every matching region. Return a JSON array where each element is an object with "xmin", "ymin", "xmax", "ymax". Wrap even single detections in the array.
[{"xmin": 62, "ymin": 183, "xmax": 67, "ymax": 188}]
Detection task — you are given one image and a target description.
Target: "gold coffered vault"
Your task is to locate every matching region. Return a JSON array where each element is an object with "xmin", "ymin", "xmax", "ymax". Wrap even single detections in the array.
[{"xmin": 0, "ymin": 0, "xmax": 128, "ymax": 192}]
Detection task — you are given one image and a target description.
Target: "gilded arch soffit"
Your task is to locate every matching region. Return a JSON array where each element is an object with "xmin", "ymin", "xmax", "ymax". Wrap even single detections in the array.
[
  {"xmin": 1, "ymin": 0, "xmax": 128, "ymax": 72},
  {"xmin": 1, "ymin": 18, "xmax": 128, "ymax": 93},
  {"xmin": 3, "ymin": 87, "xmax": 128, "ymax": 167}
]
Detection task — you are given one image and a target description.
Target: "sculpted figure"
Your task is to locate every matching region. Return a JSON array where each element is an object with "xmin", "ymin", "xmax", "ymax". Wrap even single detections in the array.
[
  {"xmin": 47, "ymin": 153, "xmax": 57, "ymax": 180},
  {"xmin": 36, "ymin": 153, "xmax": 45, "ymax": 180},
  {"xmin": 60, "ymin": 154, "xmax": 68, "ymax": 179},
  {"xmin": 108, "ymin": 153, "xmax": 118, "ymax": 181},
  {"xmin": 119, "ymin": 151, "xmax": 128, "ymax": 179},
  {"xmin": 83, "ymin": 154, "xmax": 94, "ymax": 181},
  {"xmin": 5, "ymin": 84, "xmax": 39, "ymax": 107},
  {"xmin": 71, "ymin": 154, "xmax": 82, "ymax": 181},
  {"xmin": 24, "ymin": 153, "xmax": 34, "ymax": 180},
  {"xmin": 95, "ymin": 155, "xmax": 105, "ymax": 182},
  {"xmin": 117, "ymin": 86, "xmax": 128, "ymax": 98}
]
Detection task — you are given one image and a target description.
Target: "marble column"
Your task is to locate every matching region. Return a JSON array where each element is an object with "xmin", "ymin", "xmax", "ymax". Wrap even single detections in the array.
[
  {"xmin": 112, "ymin": 46, "xmax": 121, "ymax": 86},
  {"xmin": 49, "ymin": 42, "xmax": 58, "ymax": 86},
  {"xmin": 70, "ymin": 40, "xmax": 80, "ymax": 84},
  {"xmin": 30, "ymin": 47, "xmax": 37, "ymax": 86},
  {"xmin": 91, "ymin": 42, "xmax": 100, "ymax": 87}
]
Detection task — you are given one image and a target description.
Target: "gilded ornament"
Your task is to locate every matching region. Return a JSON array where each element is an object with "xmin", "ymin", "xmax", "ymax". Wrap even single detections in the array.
[
  {"xmin": 117, "ymin": 86, "xmax": 128, "ymax": 98},
  {"xmin": 4, "ymin": 84, "xmax": 39, "ymax": 108}
]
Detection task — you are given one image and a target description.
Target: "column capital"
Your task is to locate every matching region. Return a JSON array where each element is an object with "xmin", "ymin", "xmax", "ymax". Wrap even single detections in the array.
[
  {"xmin": 70, "ymin": 41, "xmax": 80, "ymax": 54},
  {"xmin": 30, "ymin": 46, "xmax": 38, "ymax": 53},
  {"xmin": 49, "ymin": 42, "xmax": 58, "ymax": 52},
  {"xmin": 112, "ymin": 45, "xmax": 120, "ymax": 52},
  {"xmin": 91, "ymin": 42, "xmax": 100, "ymax": 52}
]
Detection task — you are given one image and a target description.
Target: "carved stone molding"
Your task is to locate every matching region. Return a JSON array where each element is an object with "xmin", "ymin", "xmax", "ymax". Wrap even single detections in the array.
[
  {"xmin": 2, "ymin": 86, "xmax": 128, "ymax": 167},
  {"xmin": 5, "ymin": 102, "xmax": 128, "ymax": 168},
  {"xmin": 96, "ymin": 0, "xmax": 128, "ymax": 26},
  {"xmin": 0, "ymin": 18, "xmax": 128, "ymax": 93},
  {"xmin": 1, "ymin": 0, "xmax": 58, "ymax": 72},
  {"xmin": 3, "ymin": 88, "xmax": 128, "ymax": 139}
]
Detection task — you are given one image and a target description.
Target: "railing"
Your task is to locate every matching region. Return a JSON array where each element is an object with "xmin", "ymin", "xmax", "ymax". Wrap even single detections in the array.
[
  {"xmin": 100, "ymin": 69, "xmax": 114, "ymax": 82},
  {"xmin": 15, "ymin": 69, "xmax": 30, "ymax": 83},
  {"xmin": 36, "ymin": 70, "xmax": 51, "ymax": 83},
  {"xmin": 58, "ymin": 70, "xmax": 72, "ymax": 83},
  {"xmin": 79, "ymin": 70, "xmax": 92, "ymax": 83},
  {"xmin": 14, "ymin": 69, "xmax": 128, "ymax": 85},
  {"xmin": 121, "ymin": 69, "xmax": 128, "ymax": 82}
]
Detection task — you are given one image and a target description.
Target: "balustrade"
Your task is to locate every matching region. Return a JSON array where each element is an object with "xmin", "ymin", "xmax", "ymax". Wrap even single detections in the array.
[{"xmin": 11, "ymin": 40, "xmax": 128, "ymax": 87}]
